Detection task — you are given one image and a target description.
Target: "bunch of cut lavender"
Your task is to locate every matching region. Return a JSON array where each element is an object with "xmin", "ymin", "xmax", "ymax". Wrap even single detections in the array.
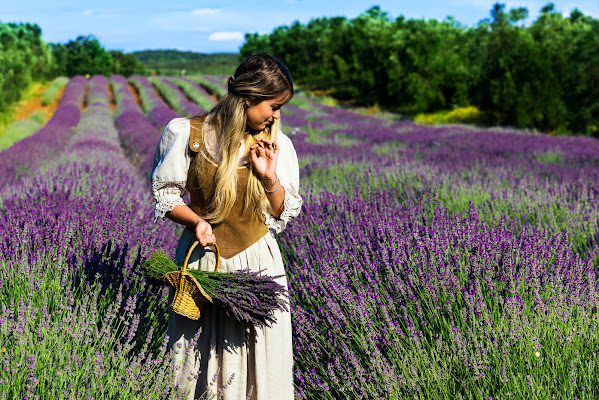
[
  {"xmin": 200, "ymin": 269, "xmax": 289, "ymax": 327},
  {"xmin": 142, "ymin": 251, "xmax": 288, "ymax": 327}
]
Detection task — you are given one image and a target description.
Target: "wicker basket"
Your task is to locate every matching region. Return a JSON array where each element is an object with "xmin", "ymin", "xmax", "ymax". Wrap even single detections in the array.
[{"xmin": 163, "ymin": 240, "xmax": 221, "ymax": 320}]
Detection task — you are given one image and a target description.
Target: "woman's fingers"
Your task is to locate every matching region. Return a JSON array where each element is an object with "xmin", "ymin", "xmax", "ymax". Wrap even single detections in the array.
[
  {"xmin": 251, "ymin": 140, "xmax": 278, "ymax": 159},
  {"xmin": 195, "ymin": 219, "xmax": 215, "ymax": 246},
  {"xmin": 198, "ymin": 233, "xmax": 216, "ymax": 246},
  {"xmin": 250, "ymin": 145, "xmax": 265, "ymax": 159},
  {"xmin": 257, "ymin": 138, "xmax": 278, "ymax": 151}
]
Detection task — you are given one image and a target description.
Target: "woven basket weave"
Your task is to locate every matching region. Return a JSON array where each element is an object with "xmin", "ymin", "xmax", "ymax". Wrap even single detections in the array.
[{"xmin": 163, "ymin": 240, "xmax": 220, "ymax": 320}]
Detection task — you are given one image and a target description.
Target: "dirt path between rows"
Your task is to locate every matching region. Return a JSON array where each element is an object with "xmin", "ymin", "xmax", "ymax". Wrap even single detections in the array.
[
  {"xmin": 14, "ymin": 84, "xmax": 47, "ymax": 120},
  {"xmin": 107, "ymin": 83, "xmax": 116, "ymax": 112},
  {"xmin": 128, "ymin": 83, "xmax": 143, "ymax": 111},
  {"xmin": 11, "ymin": 83, "xmax": 65, "ymax": 124},
  {"xmin": 81, "ymin": 85, "xmax": 89, "ymax": 111}
]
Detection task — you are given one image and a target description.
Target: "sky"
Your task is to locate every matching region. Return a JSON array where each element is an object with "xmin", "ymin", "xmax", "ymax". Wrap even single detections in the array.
[{"xmin": 1, "ymin": 0, "xmax": 597, "ymax": 53}]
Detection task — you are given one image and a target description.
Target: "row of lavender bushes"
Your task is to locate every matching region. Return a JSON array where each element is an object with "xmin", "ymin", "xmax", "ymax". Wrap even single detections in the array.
[
  {"xmin": 0, "ymin": 75, "xmax": 207, "ymax": 398},
  {"xmin": 110, "ymin": 75, "xmax": 164, "ymax": 174},
  {"xmin": 0, "ymin": 76, "xmax": 86, "ymax": 186},
  {"xmin": 1, "ymin": 75, "xmax": 599, "ymax": 398},
  {"xmin": 282, "ymin": 98, "xmax": 599, "ymax": 258},
  {"xmin": 123, "ymin": 77, "xmax": 599, "ymax": 397},
  {"xmin": 277, "ymin": 96, "xmax": 599, "ymax": 398}
]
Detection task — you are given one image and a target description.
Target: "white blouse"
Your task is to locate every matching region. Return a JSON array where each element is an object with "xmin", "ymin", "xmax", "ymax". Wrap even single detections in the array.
[{"xmin": 150, "ymin": 117, "xmax": 303, "ymax": 233}]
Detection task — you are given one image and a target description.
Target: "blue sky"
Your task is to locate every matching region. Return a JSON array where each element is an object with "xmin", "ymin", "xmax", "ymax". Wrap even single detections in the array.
[{"xmin": 1, "ymin": 0, "xmax": 597, "ymax": 53}]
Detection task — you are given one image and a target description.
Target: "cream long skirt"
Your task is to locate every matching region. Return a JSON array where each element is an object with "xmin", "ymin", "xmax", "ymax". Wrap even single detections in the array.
[{"xmin": 168, "ymin": 228, "xmax": 294, "ymax": 400}]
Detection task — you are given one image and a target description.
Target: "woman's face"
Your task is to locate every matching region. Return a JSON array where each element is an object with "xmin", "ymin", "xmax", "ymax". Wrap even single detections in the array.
[{"xmin": 245, "ymin": 92, "xmax": 291, "ymax": 131}]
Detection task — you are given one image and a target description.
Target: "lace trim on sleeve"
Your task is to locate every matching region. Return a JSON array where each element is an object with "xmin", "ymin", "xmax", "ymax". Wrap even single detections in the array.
[
  {"xmin": 152, "ymin": 180, "xmax": 188, "ymax": 221},
  {"xmin": 265, "ymin": 184, "xmax": 303, "ymax": 234}
]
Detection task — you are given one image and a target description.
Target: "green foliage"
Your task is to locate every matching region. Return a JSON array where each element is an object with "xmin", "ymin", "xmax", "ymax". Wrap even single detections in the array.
[
  {"xmin": 41, "ymin": 76, "xmax": 69, "ymax": 106},
  {"xmin": 0, "ymin": 22, "xmax": 54, "ymax": 113},
  {"xmin": 0, "ymin": 21, "xmax": 146, "ymax": 116},
  {"xmin": 241, "ymin": 7, "xmax": 471, "ymax": 112},
  {"xmin": 128, "ymin": 79, "xmax": 154, "ymax": 113},
  {"xmin": 241, "ymin": 3, "xmax": 599, "ymax": 135},
  {"xmin": 561, "ymin": 10, "xmax": 599, "ymax": 136},
  {"xmin": 132, "ymin": 50, "xmax": 238, "ymax": 75},
  {"xmin": 535, "ymin": 151, "xmax": 562, "ymax": 164},
  {"xmin": 469, "ymin": 4, "xmax": 569, "ymax": 132},
  {"xmin": 48, "ymin": 35, "xmax": 146, "ymax": 77},
  {"xmin": 51, "ymin": 35, "xmax": 113, "ymax": 76},
  {"xmin": 187, "ymin": 77, "xmax": 227, "ymax": 99},
  {"xmin": 415, "ymin": 106, "xmax": 484, "ymax": 125},
  {"xmin": 148, "ymin": 77, "xmax": 184, "ymax": 114},
  {"xmin": 109, "ymin": 50, "xmax": 147, "ymax": 76},
  {"xmin": 170, "ymin": 77, "xmax": 216, "ymax": 111},
  {"xmin": 0, "ymin": 118, "xmax": 42, "ymax": 149},
  {"xmin": 28, "ymin": 111, "xmax": 46, "ymax": 124}
]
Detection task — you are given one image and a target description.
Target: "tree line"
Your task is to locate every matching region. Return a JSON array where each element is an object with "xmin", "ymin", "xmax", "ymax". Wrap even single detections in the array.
[
  {"xmin": 131, "ymin": 50, "xmax": 238, "ymax": 76},
  {"xmin": 240, "ymin": 3, "xmax": 599, "ymax": 136},
  {"xmin": 0, "ymin": 22, "xmax": 145, "ymax": 114}
]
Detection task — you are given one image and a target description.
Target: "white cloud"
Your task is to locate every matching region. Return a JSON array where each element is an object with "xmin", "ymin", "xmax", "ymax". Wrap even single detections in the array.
[
  {"xmin": 191, "ymin": 8, "xmax": 220, "ymax": 16},
  {"xmin": 83, "ymin": 9, "xmax": 93, "ymax": 16},
  {"xmin": 209, "ymin": 31, "xmax": 244, "ymax": 41}
]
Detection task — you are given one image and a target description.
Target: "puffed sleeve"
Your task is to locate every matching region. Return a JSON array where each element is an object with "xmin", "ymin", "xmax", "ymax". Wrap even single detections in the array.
[
  {"xmin": 264, "ymin": 130, "xmax": 303, "ymax": 233},
  {"xmin": 150, "ymin": 118, "xmax": 191, "ymax": 221}
]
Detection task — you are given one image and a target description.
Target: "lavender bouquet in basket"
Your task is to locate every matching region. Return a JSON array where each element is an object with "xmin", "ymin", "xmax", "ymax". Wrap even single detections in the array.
[{"xmin": 142, "ymin": 247, "xmax": 288, "ymax": 327}]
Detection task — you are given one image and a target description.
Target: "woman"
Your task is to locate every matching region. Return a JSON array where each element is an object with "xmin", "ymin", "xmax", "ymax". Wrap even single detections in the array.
[{"xmin": 150, "ymin": 54, "xmax": 302, "ymax": 399}]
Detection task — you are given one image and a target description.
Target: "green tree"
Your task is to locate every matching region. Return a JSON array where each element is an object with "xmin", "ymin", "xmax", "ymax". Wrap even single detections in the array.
[
  {"xmin": 0, "ymin": 22, "xmax": 54, "ymax": 113},
  {"xmin": 240, "ymin": 4, "xmax": 599, "ymax": 134},
  {"xmin": 109, "ymin": 50, "xmax": 146, "ymax": 76},
  {"xmin": 61, "ymin": 35, "xmax": 113, "ymax": 76},
  {"xmin": 563, "ymin": 9, "xmax": 599, "ymax": 135},
  {"xmin": 469, "ymin": 4, "xmax": 558, "ymax": 129},
  {"xmin": 387, "ymin": 17, "xmax": 470, "ymax": 112}
]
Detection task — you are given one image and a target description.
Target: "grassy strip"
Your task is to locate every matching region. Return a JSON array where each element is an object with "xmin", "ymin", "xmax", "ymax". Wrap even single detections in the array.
[
  {"xmin": 170, "ymin": 77, "xmax": 215, "ymax": 111},
  {"xmin": 187, "ymin": 76, "xmax": 227, "ymax": 99},
  {"xmin": 41, "ymin": 77, "xmax": 69, "ymax": 106},
  {"xmin": 148, "ymin": 76, "xmax": 183, "ymax": 115},
  {"xmin": 0, "ymin": 112, "xmax": 46, "ymax": 149}
]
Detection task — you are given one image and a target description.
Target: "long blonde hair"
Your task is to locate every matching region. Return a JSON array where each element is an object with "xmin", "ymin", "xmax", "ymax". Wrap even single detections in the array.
[{"xmin": 198, "ymin": 54, "xmax": 294, "ymax": 224}]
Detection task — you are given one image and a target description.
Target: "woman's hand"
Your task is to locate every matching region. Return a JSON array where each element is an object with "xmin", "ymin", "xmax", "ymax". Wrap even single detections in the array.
[
  {"xmin": 250, "ymin": 138, "xmax": 278, "ymax": 186},
  {"xmin": 195, "ymin": 219, "xmax": 216, "ymax": 246}
]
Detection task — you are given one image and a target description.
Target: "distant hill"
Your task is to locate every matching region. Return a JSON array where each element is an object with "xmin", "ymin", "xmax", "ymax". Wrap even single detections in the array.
[{"xmin": 130, "ymin": 50, "xmax": 239, "ymax": 76}]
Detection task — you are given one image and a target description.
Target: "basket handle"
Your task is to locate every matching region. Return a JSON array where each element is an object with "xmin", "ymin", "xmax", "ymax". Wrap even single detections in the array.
[{"xmin": 182, "ymin": 240, "xmax": 220, "ymax": 274}]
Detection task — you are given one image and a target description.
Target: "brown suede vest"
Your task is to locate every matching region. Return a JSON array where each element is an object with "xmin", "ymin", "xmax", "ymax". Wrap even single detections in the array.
[{"xmin": 186, "ymin": 115, "xmax": 268, "ymax": 259}]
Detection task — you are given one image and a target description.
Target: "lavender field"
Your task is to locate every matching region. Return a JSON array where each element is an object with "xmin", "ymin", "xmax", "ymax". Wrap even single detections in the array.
[{"xmin": 1, "ymin": 75, "xmax": 598, "ymax": 399}]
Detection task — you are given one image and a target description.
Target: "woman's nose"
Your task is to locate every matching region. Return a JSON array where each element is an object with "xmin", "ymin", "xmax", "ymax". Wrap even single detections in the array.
[{"xmin": 273, "ymin": 109, "xmax": 281, "ymax": 119}]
